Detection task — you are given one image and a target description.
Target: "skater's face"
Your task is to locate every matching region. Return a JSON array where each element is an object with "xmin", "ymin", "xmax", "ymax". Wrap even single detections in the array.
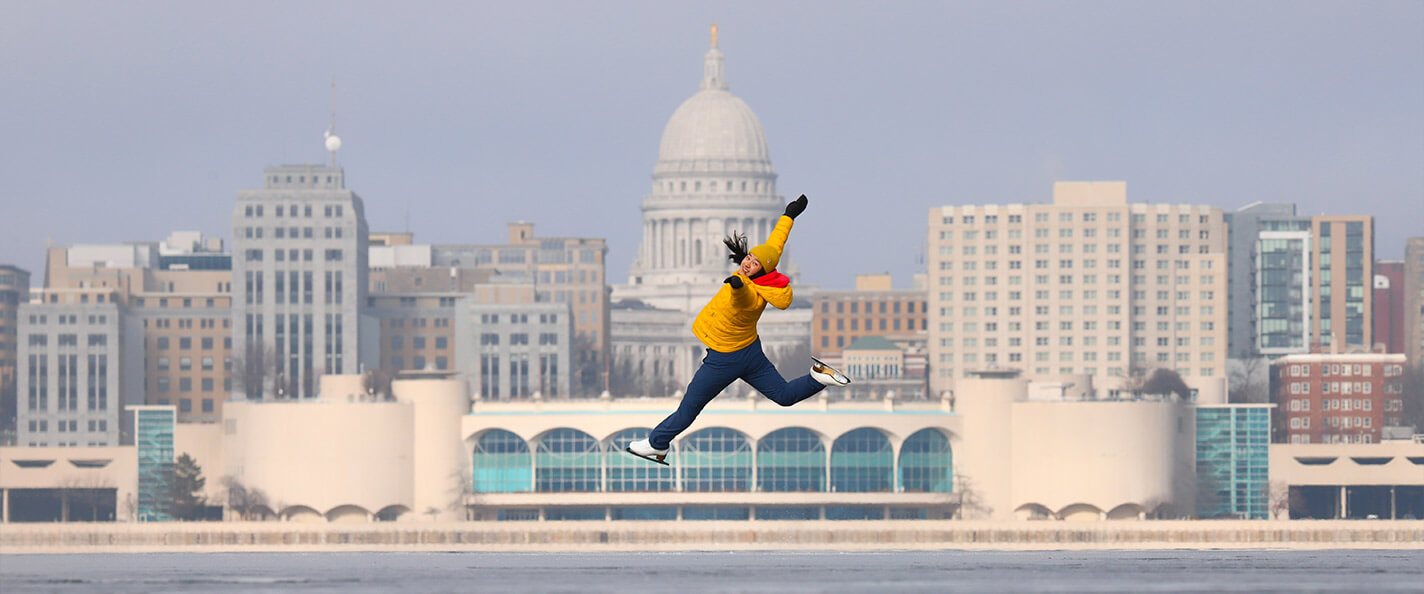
[{"xmin": 739, "ymin": 253, "xmax": 762, "ymax": 276}]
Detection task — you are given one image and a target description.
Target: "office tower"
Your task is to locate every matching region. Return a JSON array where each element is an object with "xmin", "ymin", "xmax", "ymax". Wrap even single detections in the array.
[
  {"xmin": 1404, "ymin": 238, "xmax": 1424, "ymax": 368},
  {"xmin": 232, "ymin": 164, "xmax": 369, "ymax": 399},
  {"xmin": 0, "ymin": 265, "xmax": 31, "ymax": 437},
  {"xmin": 927, "ymin": 182, "xmax": 1228, "ymax": 397},
  {"xmin": 1309, "ymin": 216, "xmax": 1373, "ymax": 351},
  {"xmin": 1224, "ymin": 203, "xmax": 1310, "ymax": 358}
]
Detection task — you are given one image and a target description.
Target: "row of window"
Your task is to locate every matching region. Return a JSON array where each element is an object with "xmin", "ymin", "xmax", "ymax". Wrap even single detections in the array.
[
  {"xmin": 937, "ymin": 366, "xmax": 1218, "ymax": 379},
  {"xmin": 151, "ymin": 336, "xmax": 231, "ymax": 351},
  {"xmin": 242, "ymin": 203, "xmax": 343, "ymax": 217},
  {"xmin": 1283, "ymin": 363, "xmax": 1399, "ymax": 377},
  {"xmin": 941, "ymin": 212, "xmax": 1213, "ymax": 226},
  {"xmin": 152, "ymin": 377, "xmax": 229, "ymax": 394},
  {"xmin": 1288, "ymin": 433, "xmax": 1376, "ymax": 444},
  {"xmin": 472, "ymin": 427, "xmax": 953, "ymax": 494},
  {"xmin": 818, "ymin": 301, "xmax": 923, "ymax": 315},
  {"xmin": 661, "ymin": 179, "xmax": 768, "ymax": 194},
  {"xmin": 936, "ymin": 305, "xmax": 1218, "ymax": 322},
  {"xmin": 26, "ymin": 419, "xmax": 108, "ymax": 433},
  {"xmin": 1290, "ymin": 416, "xmax": 1375, "ymax": 430},
  {"xmin": 820, "ymin": 318, "xmax": 921, "ymax": 332},
  {"xmin": 240, "ymin": 226, "xmax": 348, "ymax": 240},
  {"xmin": 244, "ymin": 248, "xmax": 345, "ymax": 262}
]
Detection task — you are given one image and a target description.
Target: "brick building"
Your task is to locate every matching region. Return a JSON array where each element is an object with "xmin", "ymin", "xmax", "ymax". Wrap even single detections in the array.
[{"xmin": 1271, "ymin": 353, "xmax": 1408, "ymax": 444}]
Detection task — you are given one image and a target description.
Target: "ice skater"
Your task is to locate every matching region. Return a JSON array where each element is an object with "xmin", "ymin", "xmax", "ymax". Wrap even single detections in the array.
[{"xmin": 626, "ymin": 194, "xmax": 851, "ymax": 465}]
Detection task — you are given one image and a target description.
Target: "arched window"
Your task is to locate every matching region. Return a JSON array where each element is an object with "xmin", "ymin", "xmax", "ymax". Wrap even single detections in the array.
[
  {"xmin": 898, "ymin": 428, "xmax": 953, "ymax": 493},
  {"xmin": 471, "ymin": 429, "xmax": 531, "ymax": 493},
  {"xmin": 535, "ymin": 428, "xmax": 601, "ymax": 492},
  {"xmin": 830, "ymin": 428, "xmax": 893, "ymax": 492},
  {"xmin": 604, "ymin": 428, "xmax": 674, "ymax": 492},
  {"xmin": 756, "ymin": 427, "xmax": 825, "ymax": 492},
  {"xmin": 681, "ymin": 427, "xmax": 751, "ymax": 492}
]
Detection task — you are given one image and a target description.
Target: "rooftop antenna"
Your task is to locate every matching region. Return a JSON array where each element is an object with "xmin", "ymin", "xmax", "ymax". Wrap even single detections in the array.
[{"xmin": 324, "ymin": 78, "xmax": 341, "ymax": 166}]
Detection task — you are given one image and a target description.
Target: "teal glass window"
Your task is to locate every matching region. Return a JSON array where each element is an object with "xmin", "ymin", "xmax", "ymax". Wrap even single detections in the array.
[
  {"xmin": 830, "ymin": 428, "xmax": 893, "ymax": 492},
  {"xmin": 135, "ymin": 408, "xmax": 175, "ymax": 521},
  {"xmin": 681, "ymin": 427, "xmax": 751, "ymax": 492},
  {"xmin": 605, "ymin": 428, "xmax": 674, "ymax": 492},
  {"xmin": 898, "ymin": 428, "xmax": 953, "ymax": 492},
  {"xmin": 756, "ymin": 427, "xmax": 826, "ymax": 492},
  {"xmin": 535, "ymin": 428, "xmax": 601, "ymax": 492},
  {"xmin": 472, "ymin": 429, "xmax": 532, "ymax": 493}
]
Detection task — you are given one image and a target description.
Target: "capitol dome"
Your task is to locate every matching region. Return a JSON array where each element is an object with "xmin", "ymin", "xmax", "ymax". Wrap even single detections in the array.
[
  {"xmin": 618, "ymin": 27, "xmax": 791, "ymax": 311},
  {"xmin": 653, "ymin": 45, "xmax": 775, "ymax": 176}
]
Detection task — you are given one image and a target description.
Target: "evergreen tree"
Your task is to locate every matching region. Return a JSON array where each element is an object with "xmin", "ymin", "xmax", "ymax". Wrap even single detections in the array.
[{"xmin": 168, "ymin": 453, "xmax": 207, "ymax": 520}]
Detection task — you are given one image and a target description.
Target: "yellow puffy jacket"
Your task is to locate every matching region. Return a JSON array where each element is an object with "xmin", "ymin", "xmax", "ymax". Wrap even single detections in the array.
[{"xmin": 692, "ymin": 215, "xmax": 795, "ymax": 352}]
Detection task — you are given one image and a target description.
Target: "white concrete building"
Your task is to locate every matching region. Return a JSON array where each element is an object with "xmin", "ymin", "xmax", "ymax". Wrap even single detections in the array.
[{"xmin": 927, "ymin": 182, "xmax": 1229, "ymax": 399}]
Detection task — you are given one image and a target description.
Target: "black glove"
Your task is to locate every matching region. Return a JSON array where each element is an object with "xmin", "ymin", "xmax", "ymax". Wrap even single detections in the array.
[
  {"xmin": 724, "ymin": 275, "xmax": 743, "ymax": 289},
  {"xmin": 784, "ymin": 194, "xmax": 808, "ymax": 219}
]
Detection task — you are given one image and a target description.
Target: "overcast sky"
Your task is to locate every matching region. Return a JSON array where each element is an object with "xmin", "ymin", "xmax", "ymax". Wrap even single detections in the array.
[{"xmin": 3, "ymin": 1, "xmax": 1421, "ymax": 290}]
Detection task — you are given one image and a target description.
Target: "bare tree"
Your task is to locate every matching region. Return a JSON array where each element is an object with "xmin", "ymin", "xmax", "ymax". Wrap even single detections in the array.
[
  {"xmin": 221, "ymin": 476, "xmax": 269, "ymax": 521},
  {"xmin": 362, "ymin": 368, "xmax": 394, "ymax": 400},
  {"xmin": 1228, "ymin": 355, "xmax": 1270, "ymax": 404},
  {"xmin": 952, "ymin": 474, "xmax": 992, "ymax": 520},
  {"xmin": 1267, "ymin": 481, "xmax": 1291, "ymax": 520},
  {"xmin": 230, "ymin": 343, "xmax": 278, "ymax": 401}
]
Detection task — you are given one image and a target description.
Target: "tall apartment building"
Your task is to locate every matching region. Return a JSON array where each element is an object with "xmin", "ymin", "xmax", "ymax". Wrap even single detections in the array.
[
  {"xmin": 811, "ymin": 274, "xmax": 927, "ymax": 356},
  {"xmin": 1271, "ymin": 353, "xmax": 1407, "ymax": 444},
  {"xmin": 41, "ymin": 236, "xmax": 233, "ymax": 423},
  {"xmin": 232, "ymin": 164, "xmax": 370, "ymax": 399},
  {"xmin": 430, "ymin": 223, "xmax": 608, "ymax": 396},
  {"xmin": 1224, "ymin": 203, "xmax": 1310, "ymax": 358},
  {"xmin": 1373, "ymin": 261, "xmax": 1405, "ymax": 354},
  {"xmin": 927, "ymin": 182, "xmax": 1228, "ymax": 397},
  {"xmin": 1310, "ymin": 216, "xmax": 1373, "ymax": 352},
  {"xmin": 1405, "ymin": 237, "xmax": 1424, "ymax": 368},
  {"xmin": 1, "ymin": 265, "xmax": 31, "ymax": 437},
  {"xmin": 17, "ymin": 288, "xmax": 125, "ymax": 446}
]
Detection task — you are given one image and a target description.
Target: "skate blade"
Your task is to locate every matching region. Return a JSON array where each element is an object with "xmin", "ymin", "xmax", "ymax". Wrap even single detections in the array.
[{"xmin": 625, "ymin": 447, "xmax": 670, "ymax": 466}]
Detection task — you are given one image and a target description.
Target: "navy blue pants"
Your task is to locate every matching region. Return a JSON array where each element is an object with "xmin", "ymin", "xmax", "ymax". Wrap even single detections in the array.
[{"xmin": 648, "ymin": 338, "xmax": 824, "ymax": 450}]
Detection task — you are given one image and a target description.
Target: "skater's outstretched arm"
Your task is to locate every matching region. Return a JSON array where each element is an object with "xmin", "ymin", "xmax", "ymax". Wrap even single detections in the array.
[{"xmin": 761, "ymin": 194, "xmax": 807, "ymax": 255}]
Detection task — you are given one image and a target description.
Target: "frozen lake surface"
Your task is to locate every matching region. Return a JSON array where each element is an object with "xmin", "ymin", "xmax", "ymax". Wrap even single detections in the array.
[{"xmin": 3, "ymin": 550, "xmax": 1422, "ymax": 593}]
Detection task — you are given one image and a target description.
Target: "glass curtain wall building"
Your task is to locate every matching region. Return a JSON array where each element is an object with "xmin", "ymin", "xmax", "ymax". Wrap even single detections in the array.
[
  {"xmin": 1195, "ymin": 405, "xmax": 1271, "ymax": 519},
  {"xmin": 132, "ymin": 405, "xmax": 176, "ymax": 521}
]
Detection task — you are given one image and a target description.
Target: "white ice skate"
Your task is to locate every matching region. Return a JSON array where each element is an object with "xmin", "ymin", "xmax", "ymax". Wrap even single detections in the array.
[
  {"xmin": 626, "ymin": 438, "xmax": 670, "ymax": 466},
  {"xmin": 810, "ymin": 357, "xmax": 851, "ymax": 387}
]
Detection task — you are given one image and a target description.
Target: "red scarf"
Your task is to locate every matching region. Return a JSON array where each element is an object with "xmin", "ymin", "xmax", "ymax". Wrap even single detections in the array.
[{"xmin": 751, "ymin": 271, "xmax": 790, "ymax": 288}]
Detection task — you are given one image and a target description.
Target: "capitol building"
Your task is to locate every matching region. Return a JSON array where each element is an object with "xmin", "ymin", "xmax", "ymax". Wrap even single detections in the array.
[{"xmin": 610, "ymin": 27, "xmax": 812, "ymax": 395}]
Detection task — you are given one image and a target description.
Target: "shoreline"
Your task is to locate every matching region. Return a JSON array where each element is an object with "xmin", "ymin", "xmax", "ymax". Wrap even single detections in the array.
[{"xmin": 3, "ymin": 519, "xmax": 1422, "ymax": 554}]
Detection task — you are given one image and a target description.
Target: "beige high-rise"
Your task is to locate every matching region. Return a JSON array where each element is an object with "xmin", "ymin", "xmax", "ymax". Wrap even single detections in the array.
[
  {"xmin": 1308, "ymin": 215, "xmax": 1373, "ymax": 351},
  {"xmin": 927, "ymin": 182, "xmax": 1228, "ymax": 399}
]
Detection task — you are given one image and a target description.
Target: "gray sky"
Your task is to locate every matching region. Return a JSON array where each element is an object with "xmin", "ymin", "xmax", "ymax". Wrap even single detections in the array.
[{"xmin": 3, "ymin": 1, "xmax": 1421, "ymax": 289}]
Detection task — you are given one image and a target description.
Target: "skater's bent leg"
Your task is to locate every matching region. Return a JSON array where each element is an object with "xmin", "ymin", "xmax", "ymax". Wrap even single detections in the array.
[
  {"xmin": 648, "ymin": 352, "xmax": 738, "ymax": 449},
  {"xmin": 742, "ymin": 343, "xmax": 825, "ymax": 407}
]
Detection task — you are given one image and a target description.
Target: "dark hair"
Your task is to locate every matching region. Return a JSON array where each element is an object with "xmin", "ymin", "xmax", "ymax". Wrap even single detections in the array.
[{"xmin": 723, "ymin": 232, "xmax": 748, "ymax": 264}]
